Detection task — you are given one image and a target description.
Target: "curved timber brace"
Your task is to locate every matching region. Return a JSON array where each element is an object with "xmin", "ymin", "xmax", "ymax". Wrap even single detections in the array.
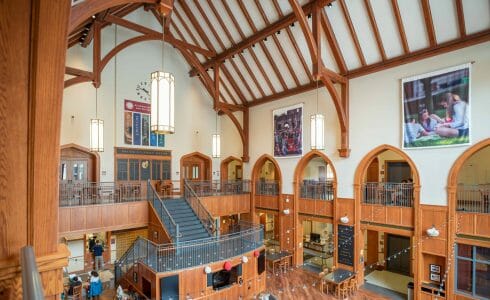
[{"xmin": 289, "ymin": 0, "xmax": 350, "ymax": 157}]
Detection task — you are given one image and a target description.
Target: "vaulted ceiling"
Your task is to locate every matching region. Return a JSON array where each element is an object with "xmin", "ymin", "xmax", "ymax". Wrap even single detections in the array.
[{"xmin": 66, "ymin": 0, "xmax": 490, "ymax": 107}]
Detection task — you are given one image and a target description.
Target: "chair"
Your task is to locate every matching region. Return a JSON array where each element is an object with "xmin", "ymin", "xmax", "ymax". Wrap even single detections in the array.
[
  {"xmin": 336, "ymin": 281, "xmax": 349, "ymax": 299},
  {"xmin": 66, "ymin": 284, "xmax": 82, "ymax": 300},
  {"xmin": 348, "ymin": 278, "xmax": 358, "ymax": 295}
]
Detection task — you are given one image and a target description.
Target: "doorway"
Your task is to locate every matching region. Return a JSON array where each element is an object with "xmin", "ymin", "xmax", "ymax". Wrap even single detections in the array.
[
  {"xmin": 386, "ymin": 161, "xmax": 411, "ymax": 183},
  {"xmin": 180, "ymin": 152, "xmax": 212, "ymax": 190},
  {"xmin": 386, "ymin": 234, "xmax": 411, "ymax": 275},
  {"xmin": 60, "ymin": 144, "xmax": 99, "ymax": 183},
  {"xmin": 220, "ymin": 156, "xmax": 242, "ymax": 181}
]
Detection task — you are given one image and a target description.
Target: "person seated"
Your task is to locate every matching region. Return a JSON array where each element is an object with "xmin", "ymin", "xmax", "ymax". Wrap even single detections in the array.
[
  {"xmin": 67, "ymin": 275, "xmax": 82, "ymax": 296},
  {"xmin": 404, "ymin": 117, "xmax": 429, "ymax": 145},
  {"xmin": 88, "ymin": 271, "xmax": 103, "ymax": 299}
]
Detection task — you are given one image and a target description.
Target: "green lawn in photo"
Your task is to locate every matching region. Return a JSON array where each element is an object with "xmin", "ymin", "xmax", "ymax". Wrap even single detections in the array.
[{"xmin": 405, "ymin": 135, "xmax": 470, "ymax": 148}]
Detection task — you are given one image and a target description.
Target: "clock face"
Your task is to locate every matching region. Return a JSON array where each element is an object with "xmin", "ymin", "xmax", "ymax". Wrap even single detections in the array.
[{"xmin": 136, "ymin": 81, "xmax": 150, "ymax": 101}]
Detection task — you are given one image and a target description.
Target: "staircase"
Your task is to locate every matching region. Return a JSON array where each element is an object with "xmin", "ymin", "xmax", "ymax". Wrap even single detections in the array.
[{"xmin": 163, "ymin": 198, "xmax": 211, "ymax": 242}]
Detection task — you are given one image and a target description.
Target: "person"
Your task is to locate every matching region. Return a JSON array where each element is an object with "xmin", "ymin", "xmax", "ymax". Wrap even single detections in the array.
[
  {"xmin": 87, "ymin": 271, "xmax": 103, "ymax": 299},
  {"xmin": 88, "ymin": 235, "xmax": 96, "ymax": 253},
  {"xmin": 435, "ymin": 93, "xmax": 469, "ymax": 138},
  {"xmin": 419, "ymin": 109, "xmax": 438, "ymax": 133},
  {"xmin": 431, "ymin": 92, "xmax": 454, "ymax": 124},
  {"xmin": 404, "ymin": 117, "xmax": 429, "ymax": 145},
  {"xmin": 93, "ymin": 240, "xmax": 104, "ymax": 271},
  {"xmin": 67, "ymin": 275, "xmax": 82, "ymax": 296}
]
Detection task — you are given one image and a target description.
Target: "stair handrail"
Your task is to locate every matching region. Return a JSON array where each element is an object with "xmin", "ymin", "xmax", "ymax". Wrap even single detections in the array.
[
  {"xmin": 183, "ymin": 179, "xmax": 216, "ymax": 236},
  {"xmin": 147, "ymin": 181, "xmax": 180, "ymax": 243}
]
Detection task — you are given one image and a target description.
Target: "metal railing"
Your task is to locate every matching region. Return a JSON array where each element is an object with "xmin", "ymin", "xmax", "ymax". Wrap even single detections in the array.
[
  {"xmin": 362, "ymin": 182, "xmax": 414, "ymax": 207},
  {"xmin": 300, "ymin": 180, "xmax": 335, "ymax": 200},
  {"xmin": 147, "ymin": 181, "xmax": 180, "ymax": 243},
  {"xmin": 59, "ymin": 182, "xmax": 144, "ymax": 207},
  {"xmin": 115, "ymin": 221, "xmax": 263, "ymax": 278},
  {"xmin": 183, "ymin": 180, "xmax": 216, "ymax": 236},
  {"xmin": 185, "ymin": 180, "xmax": 251, "ymax": 197},
  {"xmin": 457, "ymin": 184, "xmax": 490, "ymax": 213},
  {"xmin": 255, "ymin": 180, "xmax": 279, "ymax": 196}
]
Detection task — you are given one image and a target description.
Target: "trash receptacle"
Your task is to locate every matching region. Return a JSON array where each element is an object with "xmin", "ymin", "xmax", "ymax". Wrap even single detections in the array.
[{"xmin": 407, "ymin": 282, "xmax": 414, "ymax": 300}]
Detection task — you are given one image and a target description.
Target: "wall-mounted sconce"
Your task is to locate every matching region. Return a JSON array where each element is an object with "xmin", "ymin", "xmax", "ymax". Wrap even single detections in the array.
[
  {"xmin": 340, "ymin": 214, "xmax": 349, "ymax": 224},
  {"xmin": 426, "ymin": 225, "xmax": 440, "ymax": 237},
  {"xmin": 285, "ymin": 198, "xmax": 290, "ymax": 203},
  {"xmin": 283, "ymin": 209, "xmax": 290, "ymax": 215},
  {"xmin": 241, "ymin": 256, "xmax": 248, "ymax": 263},
  {"xmin": 204, "ymin": 266, "xmax": 212, "ymax": 274}
]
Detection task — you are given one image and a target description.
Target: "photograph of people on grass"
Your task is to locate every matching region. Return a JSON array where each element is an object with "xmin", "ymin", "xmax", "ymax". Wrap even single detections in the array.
[{"xmin": 402, "ymin": 64, "xmax": 470, "ymax": 149}]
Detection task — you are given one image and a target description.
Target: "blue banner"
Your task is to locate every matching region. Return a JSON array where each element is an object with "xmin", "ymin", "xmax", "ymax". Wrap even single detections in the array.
[
  {"xmin": 150, "ymin": 132, "xmax": 158, "ymax": 147},
  {"xmin": 133, "ymin": 113, "xmax": 141, "ymax": 145},
  {"xmin": 158, "ymin": 134, "xmax": 165, "ymax": 147}
]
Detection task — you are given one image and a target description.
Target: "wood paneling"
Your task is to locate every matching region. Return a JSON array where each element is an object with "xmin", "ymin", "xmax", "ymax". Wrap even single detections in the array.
[
  {"xmin": 58, "ymin": 201, "xmax": 149, "ymax": 236},
  {"xmin": 255, "ymin": 195, "xmax": 279, "ymax": 210},
  {"xmin": 336, "ymin": 198, "xmax": 355, "ymax": 226},
  {"xmin": 361, "ymin": 204, "xmax": 414, "ymax": 228},
  {"xmin": 457, "ymin": 212, "xmax": 490, "ymax": 237},
  {"xmin": 421, "ymin": 205, "xmax": 448, "ymax": 256},
  {"xmin": 148, "ymin": 204, "xmax": 171, "ymax": 244},
  {"xmin": 201, "ymin": 194, "xmax": 251, "ymax": 216},
  {"xmin": 299, "ymin": 199, "xmax": 334, "ymax": 216}
]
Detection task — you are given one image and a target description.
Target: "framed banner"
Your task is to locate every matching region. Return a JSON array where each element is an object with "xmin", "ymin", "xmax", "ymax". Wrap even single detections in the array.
[
  {"xmin": 273, "ymin": 103, "xmax": 303, "ymax": 157},
  {"xmin": 402, "ymin": 63, "xmax": 471, "ymax": 149},
  {"xmin": 124, "ymin": 99, "xmax": 165, "ymax": 148}
]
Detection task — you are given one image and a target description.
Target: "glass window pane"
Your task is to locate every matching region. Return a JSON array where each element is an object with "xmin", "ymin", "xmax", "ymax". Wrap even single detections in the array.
[
  {"xmin": 456, "ymin": 258, "xmax": 473, "ymax": 294},
  {"xmin": 152, "ymin": 160, "xmax": 161, "ymax": 180},
  {"xmin": 140, "ymin": 160, "xmax": 150, "ymax": 181},
  {"xmin": 162, "ymin": 160, "xmax": 171, "ymax": 180},
  {"xmin": 458, "ymin": 244, "xmax": 473, "ymax": 258},
  {"xmin": 129, "ymin": 159, "xmax": 139, "ymax": 181},
  {"xmin": 73, "ymin": 164, "xmax": 78, "ymax": 179},
  {"xmin": 476, "ymin": 246, "xmax": 490, "ymax": 262},
  {"xmin": 79, "ymin": 164, "xmax": 84, "ymax": 180},
  {"xmin": 117, "ymin": 159, "xmax": 128, "ymax": 181},
  {"xmin": 475, "ymin": 262, "xmax": 490, "ymax": 298},
  {"xmin": 61, "ymin": 163, "xmax": 67, "ymax": 180}
]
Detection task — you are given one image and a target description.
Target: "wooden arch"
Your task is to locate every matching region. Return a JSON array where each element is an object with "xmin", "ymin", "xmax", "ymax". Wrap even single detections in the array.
[
  {"xmin": 220, "ymin": 156, "xmax": 242, "ymax": 181},
  {"xmin": 251, "ymin": 154, "xmax": 283, "ymax": 184},
  {"xmin": 179, "ymin": 151, "xmax": 212, "ymax": 188},
  {"xmin": 60, "ymin": 143, "xmax": 101, "ymax": 182},
  {"xmin": 293, "ymin": 150, "xmax": 338, "ymax": 186},
  {"xmin": 353, "ymin": 144, "xmax": 421, "ymax": 291},
  {"xmin": 446, "ymin": 138, "xmax": 490, "ymax": 295}
]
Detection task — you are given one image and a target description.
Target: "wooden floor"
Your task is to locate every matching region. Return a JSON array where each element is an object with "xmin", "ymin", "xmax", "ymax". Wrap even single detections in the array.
[
  {"xmin": 265, "ymin": 268, "xmax": 393, "ymax": 300},
  {"xmin": 99, "ymin": 268, "xmax": 394, "ymax": 299}
]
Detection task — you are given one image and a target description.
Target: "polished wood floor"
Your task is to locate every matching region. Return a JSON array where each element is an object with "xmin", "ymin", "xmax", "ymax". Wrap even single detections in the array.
[{"xmin": 265, "ymin": 267, "xmax": 393, "ymax": 300}]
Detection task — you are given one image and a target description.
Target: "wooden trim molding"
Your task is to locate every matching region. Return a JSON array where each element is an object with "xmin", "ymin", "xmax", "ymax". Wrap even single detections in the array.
[{"xmin": 220, "ymin": 156, "xmax": 242, "ymax": 181}]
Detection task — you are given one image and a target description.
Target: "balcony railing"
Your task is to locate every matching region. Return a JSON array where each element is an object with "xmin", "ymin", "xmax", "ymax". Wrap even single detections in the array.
[
  {"xmin": 185, "ymin": 180, "xmax": 251, "ymax": 197},
  {"xmin": 300, "ymin": 180, "xmax": 335, "ymax": 200},
  {"xmin": 457, "ymin": 184, "xmax": 490, "ymax": 213},
  {"xmin": 115, "ymin": 221, "xmax": 263, "ymax": 278},
  {"xmin": 255, "ymin": 180, "xmax": 279, "ymax": 196},
  {"xmin": 59, "ymin": 182, "xmax": 145, "ymax": 207},
  {"xmin": 362, "ymin": 182, "xmax": 414, "ymax": 207}
]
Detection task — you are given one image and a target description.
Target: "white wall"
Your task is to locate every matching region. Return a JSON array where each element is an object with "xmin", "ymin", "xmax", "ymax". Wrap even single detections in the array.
[
  {"xmin": 62, "ymin": 9, "xmax": 242, "ymax": 182},
  {"xmin": 246, "ymin": 42, "xmax": 490, "ymax": 205}
]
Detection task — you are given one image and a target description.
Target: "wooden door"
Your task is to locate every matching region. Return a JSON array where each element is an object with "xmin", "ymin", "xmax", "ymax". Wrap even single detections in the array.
[
  {"xmin": 366, "ymin": 230, "xmax": 379, "ymax": 266},
  {"xmin": 60, "ymin": 159, "xmax": 89, "ymax": 183},
  {"xmin": 366, "ymin": 158, "xmax": 379, "ymax": 182},
  {"xmin": 386, "ymin": 234, "xmax": 410, "ymax": 275},
  {"xmin": 183, "ymin": 162, "xmax": 203, "ymax": 181}
]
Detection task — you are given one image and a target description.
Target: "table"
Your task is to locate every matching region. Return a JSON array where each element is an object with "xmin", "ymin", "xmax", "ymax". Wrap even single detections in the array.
[
  {"xmin": 265, "ymin": 251, "xmax": 292, "ymax": 274},
  {"xmin": 321, "ymin": 268, "xmax": 354, "ymax": 295}
]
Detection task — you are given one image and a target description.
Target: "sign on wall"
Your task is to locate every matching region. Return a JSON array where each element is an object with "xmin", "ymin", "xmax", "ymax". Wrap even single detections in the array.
[
  {"xmin": 402, "ymin": 63, "xmax": 471, "ymax": 149},
  {"xmin": 273, "ymin": 103, "xmax": 303, "ymax": 158},
  {"xmin": 124, "ymin": 99, "xmax": 165, "ymax": 147},
  {"xmin": 337, "ymin": 224, "xmax": 354, "ymax": 266}
]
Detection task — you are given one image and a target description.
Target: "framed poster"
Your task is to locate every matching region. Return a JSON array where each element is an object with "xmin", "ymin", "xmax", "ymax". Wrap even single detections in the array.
[
  {"xmin": 124, "ymin": 99, "xmax": 165, "ymax": 148},
  {"xmin": 273, "ymin": 103, "xmax": 303, "ymax": 157},
  {"xmin": 430, "ymin": 264, "xmax": 441, "ymax": 273},
  {"xmin": 430, "ymin": 273, "xmax": 441, "ymax": 282},
  {"xmin": 402, "ymin": 63, "xmax": 471, "ymax": 149}
]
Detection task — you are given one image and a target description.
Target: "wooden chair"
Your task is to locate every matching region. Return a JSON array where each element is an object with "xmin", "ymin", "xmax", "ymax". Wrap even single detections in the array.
[
  {"xmin": 66, "ymin": 284, "xmax": 82, "ymax": 300},
  {"xmin": 348, "ymin": 278, "xmax": 358, "ymax": 295},
  {"xmin": 336, "ymin": 281, "xmax": 349, "ymax": 299}
]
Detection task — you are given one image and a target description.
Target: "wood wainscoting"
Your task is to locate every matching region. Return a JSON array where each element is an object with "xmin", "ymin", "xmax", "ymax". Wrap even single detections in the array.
[
  {"xmin": 361, "ymin": 204, "xmax": 414, "ymax": 228},
  {"xmin": 298, "ymin": 198, "xmax": 334, "ymax": 217},
  {"xmin": 201, "ymin": 194, "xmax": 251, "ymax": 217},
  {"xmin": 456, "ymin": 212, "xmax": 490, "ymax": 237},
  {"xmin": 59, "ymin": 201, "xmax": 149, "ymax": 236},
  {"xmin": 255, "ymin": 195, "xmax": 280, "ymax": 210}
]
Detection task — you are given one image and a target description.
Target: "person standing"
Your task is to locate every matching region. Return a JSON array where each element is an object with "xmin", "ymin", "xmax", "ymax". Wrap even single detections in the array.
[
  {"xmin": 88, "ymin": 271, "xmax": 103, "ymax": 299},
  {"xmin": 93, "ymin": 240, "xmax": 104, "ymax": 271}
]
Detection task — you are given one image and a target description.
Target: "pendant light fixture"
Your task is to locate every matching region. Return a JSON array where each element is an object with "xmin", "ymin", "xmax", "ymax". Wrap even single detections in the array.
[
  {"xmin": 212, "ymin": 112, "xmax": 220, "ymax": 158},
  {"xmin": 310, "ymin": 79, "xmax": 325, "ymax": 150},
  {"xmin": 90, "ymin": 86, "xmax": 104, "ymax": 152},
  {"xmin": 150, "ymin": 10, "xmax": 174, "ymax": 134}
]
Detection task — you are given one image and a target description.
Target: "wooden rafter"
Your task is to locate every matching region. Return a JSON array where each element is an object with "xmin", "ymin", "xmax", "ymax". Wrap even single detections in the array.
[
  {"xmin": 246, "ymin": 0, "xmax": 301, "ymax": 87},
  {"xmin": 271, "ymin": 0, "xmax": 313, "ymax": 82},
  {"xmin": 455, "ymin": 0, "xmax": 466, "ymax": 37},
  {"xmin": 338, "ymin": 0, "xmax": 367, "ymax": 66},
  {"xmin": 249, "ymin": 81, "xmax": 317, "ymax": 107},
  {"xmin": 421, "ymin": 0, "xmax": 436, "ymax": 46},
  {"xmin": 220, "ymin": 0, "xmax": 288, "ymax": 91},
  {"xmin": 391, "ymin": 0, "xmax": 409, "ymax": 54},
  {"xmin": 189, "ymin": 0, "xmax": 330, "ymax": 76},
  {"xmin": 320, "ymin": 9, "xmax": 347, "ymax": 74},
  {"xmin": 364, "ymin": 0, "xmax": 387, "ymax": 61},
  {"xmin": 205, "ymin": 0, "xmax": 276, "ymax": 95}
]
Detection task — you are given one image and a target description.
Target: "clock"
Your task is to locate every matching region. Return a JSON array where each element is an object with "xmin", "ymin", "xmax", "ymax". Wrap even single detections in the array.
[{"xmin": 136, "ymin": 81, "xmax": 150, "ymax": 101}]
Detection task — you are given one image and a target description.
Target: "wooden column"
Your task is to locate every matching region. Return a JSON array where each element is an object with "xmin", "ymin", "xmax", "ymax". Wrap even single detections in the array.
[{"xmin": 0, "ymin": 0, "xmax": 70, "ymax": 298}]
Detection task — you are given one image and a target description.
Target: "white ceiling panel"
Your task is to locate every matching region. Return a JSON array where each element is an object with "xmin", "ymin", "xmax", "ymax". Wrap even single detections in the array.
[
  {"xmin": 173, "ymin": 2, "xmax": 206, "ymax": 49},
  {"xmin": 343, "ymin": 0, "xmax": 382, "ymax": 65},
  {"xmin": 222, "ymin": 0, "xmax": 255, "ymax": 38},
  {"xmin": 397, "ymin": 0, "xmax": 429, "ymax": 52},
  {"xmin": 324, "ymin": 3, "xmax": 362, "ymax": 70},
  {"xmin": 289, "ymin": 22, "xmax": 313, "ymax": 78},
  {"xmin": 430, "ymin": 0, "xmax": 459, "ymax": 44},
  {"xmin": 211, "ymin": 1, "xmax": 243, "ymax": 44},
  {"xmin": 224, "ymin": 59, "xmax": 255, "ymax": 101},
  {"xmin": 240, "ymin": 49, "xmax": 273, "ymax": 96},
  {"xmin": 320, "ymin": 29, "xmax": 341, "ymax": 73},
  {"xmin": 231, "ymin": 55, "xmax": 262, "ymax": 100},
  {"xmin": 463, "ymin": 0, "xmax": 490, "ymax": 34},
  {"xmin": 219, "ymin": 72, "xmax": 240, "ymax": 104},
  {"xmin": 370, "ymin": 0, "xmax": 404, "ymax": 58},
  {"xmin": 253, "ymin": 45, "xmax": 286, "ymax": 93},
  {"xmin": 275, "ymin": 31, "xmax": 310, "ymax": 85},
  {"xmin": 185, "ymin": 1, "xmax": 223, "ymax": 52},
  {"xmin": 262, "ymin": 39, "xmax": 297, "ymax": 89}
]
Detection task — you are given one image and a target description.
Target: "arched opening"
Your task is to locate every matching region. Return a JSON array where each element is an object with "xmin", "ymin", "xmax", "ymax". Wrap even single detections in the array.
[
  {"xmin": 447, "ymin": 139, "xmax": 490, "ymax": 298},
  {"xmin": 180, "ymin": 152, "xmax": 212, "ymax": 191},
  {"xmin": 354, "ymin": 145, "xmax": 420, "ymax": 295},
  {"xmin": 60, "ymin": 143, "xmax": 100, "ymax": 183},
  {"xmin": 251, "ymin": 155, "xmax": 282, "ymax": 252},
  {"xmin": 220, "ymin": 156, "xmax": 243, "ymax": 181}
]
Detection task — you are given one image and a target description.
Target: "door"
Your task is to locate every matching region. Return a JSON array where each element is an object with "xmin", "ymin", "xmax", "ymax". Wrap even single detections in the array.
[
  {"xmin": 366, "ymin": 230, "xmax": 379, "ymax": 266},
  {"xmin": 386, "ymin": 234, "xmax": 411, "ymax": 275},
  {"xmin": 366, "ymin": 158, "xmax": 379, "ymax": 182},
  {"xmin": 60, "ymin": 159, "xmax": 88, "ymax": 183},
  {"xmin": 183, "ymin": 162, "xmax": 202, "ymax": 181},
  {"xmin": 386, "ymin": 161, "xmax": 411, "ymax": 182}
]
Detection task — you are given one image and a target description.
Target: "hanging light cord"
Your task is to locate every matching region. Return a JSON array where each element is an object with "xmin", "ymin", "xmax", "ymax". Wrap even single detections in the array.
[
  {"xmin": 316, "ymin": 78, "xmax": 319, "ymax": 114},
  {"xmin": 215, "ymin": 112, "xmax": 218, "ymax": 134},
  {"xmin": 114, "ymin": 24, "xmax": 117, "ymax": 144},
  {"xmin": 95, "ymin": 85, "xmax": 98, "ymax": 119},
  {"xmin": 162, "ymin": 13, "xmax": 165, "ymax": 71}
]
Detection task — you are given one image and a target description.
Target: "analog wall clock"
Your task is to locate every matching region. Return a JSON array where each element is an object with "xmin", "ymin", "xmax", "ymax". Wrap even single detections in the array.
[{"xmin": 136, "ymin": 81, "xmax": 150, "ymax": 102}]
